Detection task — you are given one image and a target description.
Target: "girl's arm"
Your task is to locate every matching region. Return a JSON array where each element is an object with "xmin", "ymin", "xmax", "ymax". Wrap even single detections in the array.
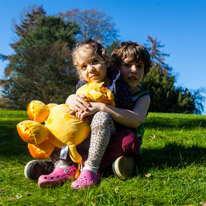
[
  {"xmin": 65, "ymin": 94, "xmax": 90, "ymax": 112},
  {"xmin": 77, "ymin": 95, "xmax": 150, "ymax": 128}
]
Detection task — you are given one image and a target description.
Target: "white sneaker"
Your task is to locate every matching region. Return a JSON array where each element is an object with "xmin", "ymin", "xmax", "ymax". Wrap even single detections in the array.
[{"xmin": 112, "ymin": 156, "xmax": 135, "ymax": 179}]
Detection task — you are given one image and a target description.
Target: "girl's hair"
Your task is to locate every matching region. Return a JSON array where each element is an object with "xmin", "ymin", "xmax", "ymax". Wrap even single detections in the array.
[
  {"xmin": 111, "ymin": 41, "xmax": 151, "ymax": 76},
  {"xmin": 72, "ymin": 39, "xmax": 110, "ymax": 80},
  {"xmin": 72, "ymin": 39, "xmax": 110, "ymax": 67}
]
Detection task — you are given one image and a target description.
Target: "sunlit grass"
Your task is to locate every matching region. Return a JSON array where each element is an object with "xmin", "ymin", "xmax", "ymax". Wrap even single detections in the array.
[{"xmin": 0, "ymin": 110, "xmax": 206, "ymax": 205}]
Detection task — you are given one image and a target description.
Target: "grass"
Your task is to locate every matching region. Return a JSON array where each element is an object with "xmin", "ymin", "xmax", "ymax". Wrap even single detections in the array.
[{"xmin": 0, "ymin": 110, "xmax": 206, "ymax": 205}]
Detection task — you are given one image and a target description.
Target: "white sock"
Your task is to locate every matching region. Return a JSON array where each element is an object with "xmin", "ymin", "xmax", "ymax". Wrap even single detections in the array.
[
  {"xmin": 83, "ymin": 164, "xmax": 99, "ymax": 173},
  {"xmin": 55, "ymin": 160, "xmax": 69, "ymax": 169}
]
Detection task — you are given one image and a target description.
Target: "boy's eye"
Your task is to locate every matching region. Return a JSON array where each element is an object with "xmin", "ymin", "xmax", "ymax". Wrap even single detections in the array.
[
  {"xmin": 123, "ymin": 63, "xmax": 130, "ymax": 67},
  {"xmin": 136, "ymin": 64, "xmax": 144, "ymax": 69}
]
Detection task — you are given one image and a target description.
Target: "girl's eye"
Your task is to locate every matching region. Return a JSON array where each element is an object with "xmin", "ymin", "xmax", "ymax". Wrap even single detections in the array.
[
  {"xmin": 81, "ymin": 65, "xmax": 87, "ymax": 70},
  {"xmin": 91, "ymin": 59, "xmax": 99, "ymax": 65}
]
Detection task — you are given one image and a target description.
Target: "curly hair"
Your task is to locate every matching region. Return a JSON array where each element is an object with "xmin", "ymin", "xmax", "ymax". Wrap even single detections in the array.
[
  {"xmin": 72, "ymin": 39, "xmax": 110, "ymax": 67},
  {"xmin": 111, "ymin": 41, "xmax": 151, "ymax": 76}
]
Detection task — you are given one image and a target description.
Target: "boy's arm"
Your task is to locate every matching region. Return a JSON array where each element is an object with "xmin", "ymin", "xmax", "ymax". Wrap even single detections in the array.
[{"xmin": 78, "ymin": 95, "xmax": 150, "ymax": 128}]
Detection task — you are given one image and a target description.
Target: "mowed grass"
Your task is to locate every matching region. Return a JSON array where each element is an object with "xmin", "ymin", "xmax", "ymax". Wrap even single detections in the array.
[{"xmin": 0, "ymin": 110, "xmax": 206, "ymax": 205}]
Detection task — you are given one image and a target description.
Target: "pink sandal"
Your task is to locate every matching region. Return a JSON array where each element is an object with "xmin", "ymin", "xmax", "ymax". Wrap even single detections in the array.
[
  {"xmin": 38, "ymin": 165, "xmax": 77, "ymax": 188},
  {"xmin": 71, "ymin": 169, "xmax": 100, "ymax": 190}
]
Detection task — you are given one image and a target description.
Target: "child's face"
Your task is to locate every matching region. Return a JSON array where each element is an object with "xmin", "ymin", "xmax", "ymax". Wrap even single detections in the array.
[
  {"xmin": 120, "ymin": 57, "xmax": 144, "ymax": 92},
  {"xmin": 75, "ymin": 47, "xmax": 108, "ymax": 83}
]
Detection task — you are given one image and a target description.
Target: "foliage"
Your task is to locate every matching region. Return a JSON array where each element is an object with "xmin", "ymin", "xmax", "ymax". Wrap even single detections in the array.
[
  {"xmin": 0, "ymin": 7, "xmax": 204, "ymax": 113},
  {"xmin": 0, "ymin": 6, "xmax": 79, "ymax": 109},
  {"xmin": 143, "ymin": 36, "xmax": 203, "ymax": 114},
  {"xmin": 1, "ymin": 111, "xmax": 206, "ymax": 205},
  {"xmin": 60, "ymin": 8, "xmax": 119, "ymax": 47},
  {"xmin": 145, "ymin": 35, "xmax": 172, "ymax": 74},
  {"xmin": 106, "ymin": 40, "xmax": 120, "ymax": 56},
  {"xmin": 141, "ymin": 67, "xmax": 200, "ymax": 113}
]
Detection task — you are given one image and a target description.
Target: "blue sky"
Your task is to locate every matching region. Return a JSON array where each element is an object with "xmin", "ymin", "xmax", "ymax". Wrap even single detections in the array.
[{"xmin": 0, "ymin": 0, "xmax": 206, "ymax": 112}]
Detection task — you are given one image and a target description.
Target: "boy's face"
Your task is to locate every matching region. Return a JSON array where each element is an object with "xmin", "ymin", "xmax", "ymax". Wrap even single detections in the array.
[
  {"xmin": 120, "ymin": 57, "xmax": 144, "ymax": 92},
  {"xmin": 75, "ymin": 47, "xmax": 108, "ymax": 83}
]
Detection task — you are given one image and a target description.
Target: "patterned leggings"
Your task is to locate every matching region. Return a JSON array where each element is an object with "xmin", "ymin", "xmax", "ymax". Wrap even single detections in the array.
[
  {"xmin": 50, "ymin": 112, "xmax": 115, "ymax": 169},
  {"xmin": 85, "ymin": 111, "xmax": 115, "ymax": 168}
]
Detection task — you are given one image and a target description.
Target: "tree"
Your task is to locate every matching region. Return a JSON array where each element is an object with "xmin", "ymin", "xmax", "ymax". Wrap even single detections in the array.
[
  {"xmin": 0, "ymin": 6, "xmax": 46, "ymax": 82},
  {"xmin": 0, "ymin": 6, "xmax": 79, "ymax": 109},
  {"xmin": 142, "ymin": 36, "xmax": 203, "ymax": 114},
  {"xmin": 60, "ymin": 8, "xmax": 119, "ymax": 46},
  {"xmin": 107, "ymin": 40, "xmax": 120, "ymax": 56},
  {"xmin": 141, "ymin": 68, "xmax": 199, "ymax": 113},
  {"xmin": 145, "ymin": 36, "xmax": 172, "ymax": 74}
]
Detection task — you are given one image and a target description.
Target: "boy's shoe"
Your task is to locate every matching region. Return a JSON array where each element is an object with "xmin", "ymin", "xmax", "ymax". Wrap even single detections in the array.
[
  {"xmin": 38, "ymin": 165, "xmax": 77, "ymax": 188},
  {"xmin": 71, "ymin": 169, "xmax": 100, "ymax": 190},
  {"xmin": 24, "ymin": 160, "xmax": 54, "ymax": 180},
  {"xmin": 112, "ymin": 156, "xmax": 135, "ymax": 179}
]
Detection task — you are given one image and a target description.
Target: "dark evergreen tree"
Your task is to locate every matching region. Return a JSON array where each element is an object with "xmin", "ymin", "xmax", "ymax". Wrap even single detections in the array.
[
  {"xmin": 0, "ymin": 6, "xmax": 79, "ymax": 109},
  {"xmin": 107, "ymin": 40, "xmax": 120, "ymax": 56},
  {"xmin": 142, "ymin": 36, "xmax": 203, "ymax": 114}
]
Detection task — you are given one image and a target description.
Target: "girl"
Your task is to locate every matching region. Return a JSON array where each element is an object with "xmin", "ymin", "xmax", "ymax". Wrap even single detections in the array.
[{"xmin": 37, "ymin": 39, "xmax": 134, "ymax": 189}]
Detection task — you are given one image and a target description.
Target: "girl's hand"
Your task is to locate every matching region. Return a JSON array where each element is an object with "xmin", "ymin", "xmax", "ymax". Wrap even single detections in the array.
[
  {"xmin": 76, "ymin": 102, "xmax": 103, "ymax": 120},
  {"xmin": 65, "ymin": 94, "xmax": 90, "ymax": 113}
]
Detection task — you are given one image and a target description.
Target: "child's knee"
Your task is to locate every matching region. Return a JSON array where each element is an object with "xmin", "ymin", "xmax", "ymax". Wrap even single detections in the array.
[
  {"xmin": 121, "ymin": 130, "xmax": 140, "ymax": 156},
  {"xmin": 91, "ymin": 112, "xmax": 112, "ymax": 128}
]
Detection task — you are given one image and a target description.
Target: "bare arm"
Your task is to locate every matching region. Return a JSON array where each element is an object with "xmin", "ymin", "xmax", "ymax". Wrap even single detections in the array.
[
  {"xmin": 65, "ymin": 94, "xmax": 90, "ymax": 112},
  {"xmin": 77, "ymin": 95, "xmax": 150, "ymax": 128}
]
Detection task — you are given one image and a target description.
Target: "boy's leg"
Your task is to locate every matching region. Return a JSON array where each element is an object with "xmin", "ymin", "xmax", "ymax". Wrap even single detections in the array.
[
  {"xmin": 71, "ymin": 112, "xmax": 115, "ymax": 189},
  {"xmin": 100, "ymin": 130, "xmax": 140, "ymax": 175}
]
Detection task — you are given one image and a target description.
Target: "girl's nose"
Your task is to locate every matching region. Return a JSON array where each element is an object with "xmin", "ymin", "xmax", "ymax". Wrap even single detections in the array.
[{"xmin": 87, "ymin": 64, "xmax": 95, "ymax": 72}]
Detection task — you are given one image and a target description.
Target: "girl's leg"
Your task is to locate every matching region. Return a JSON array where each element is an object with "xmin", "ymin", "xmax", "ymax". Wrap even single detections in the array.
[
  {"xmin": 38, "ymin": 147, "xmax": 77, "ymax": 188},
  {"xmin": 85, "ymin": 112, "xmax": 115, "ymax": 168},
  {"xmin": 71, "ymin": 112, "xmax": 115, "ymax": 189}
]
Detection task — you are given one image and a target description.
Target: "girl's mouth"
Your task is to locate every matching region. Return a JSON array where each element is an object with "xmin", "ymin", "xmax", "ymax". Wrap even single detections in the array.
[{"xmin": 90, "ymin": 74, "xmax": 98, "ymax": 79}]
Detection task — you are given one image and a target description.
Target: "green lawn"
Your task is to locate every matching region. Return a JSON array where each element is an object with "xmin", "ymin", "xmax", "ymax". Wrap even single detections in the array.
[{"xmin": 0, "ymin": 110, "xmax": 206, "ymax": 205}]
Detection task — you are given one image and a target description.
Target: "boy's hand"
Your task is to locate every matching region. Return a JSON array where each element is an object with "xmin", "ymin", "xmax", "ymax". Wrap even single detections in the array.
[{"xmin": 65, "ymin": 94, "xmax": 90, "ymax": 113}]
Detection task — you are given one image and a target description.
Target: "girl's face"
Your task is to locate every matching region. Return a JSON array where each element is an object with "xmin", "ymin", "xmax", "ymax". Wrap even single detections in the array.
[
  {"xmin": 120, "ymin": 57, "xmax": 144, "ymax": 93},
  {"xmin": 75, "ymin": 47, "xmax": 109, "ymax": 84}
]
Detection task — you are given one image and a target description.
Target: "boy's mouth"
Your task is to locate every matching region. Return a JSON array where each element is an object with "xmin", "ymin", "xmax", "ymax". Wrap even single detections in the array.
[{"xmin": 128, "ymin": 76, "xmax": 137, "ymax": 80}]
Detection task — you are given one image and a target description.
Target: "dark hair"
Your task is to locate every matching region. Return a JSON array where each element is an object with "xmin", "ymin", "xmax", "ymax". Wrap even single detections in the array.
[{"xmin": 111, "ymin": 41, "xmax": 151, "ymax": 76}]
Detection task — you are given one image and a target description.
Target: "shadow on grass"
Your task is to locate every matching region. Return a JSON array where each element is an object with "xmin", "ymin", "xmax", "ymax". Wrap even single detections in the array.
[
  {"xmin": 137, "ymin": 143, "xmax": 206, "ymax": 174},
  {"xmin": 0, "ymin": 121, "xmax": 29, "ymax": 157},
  {"xmin": 145, "ymin": 116, "xmax": 206, "ymax": 130}
]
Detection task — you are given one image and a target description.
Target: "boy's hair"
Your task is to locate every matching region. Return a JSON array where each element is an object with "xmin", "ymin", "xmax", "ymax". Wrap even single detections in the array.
[
  {"xmin": 111, "ymin": 41, "xmax": 151, "ymax": 76},
  {"xmin": 72, "ymin": 39, "xmax": 110, "ymax": 68}
]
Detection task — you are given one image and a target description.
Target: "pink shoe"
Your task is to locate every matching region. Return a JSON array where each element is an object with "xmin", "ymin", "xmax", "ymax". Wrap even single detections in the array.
[
  {"xmin": 71, "ymin": 170, "xmax": 100, "ymax": 190},
  {"xmin": 38, "ymin": 165, "xmax": 77, "ymax": 188}
]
